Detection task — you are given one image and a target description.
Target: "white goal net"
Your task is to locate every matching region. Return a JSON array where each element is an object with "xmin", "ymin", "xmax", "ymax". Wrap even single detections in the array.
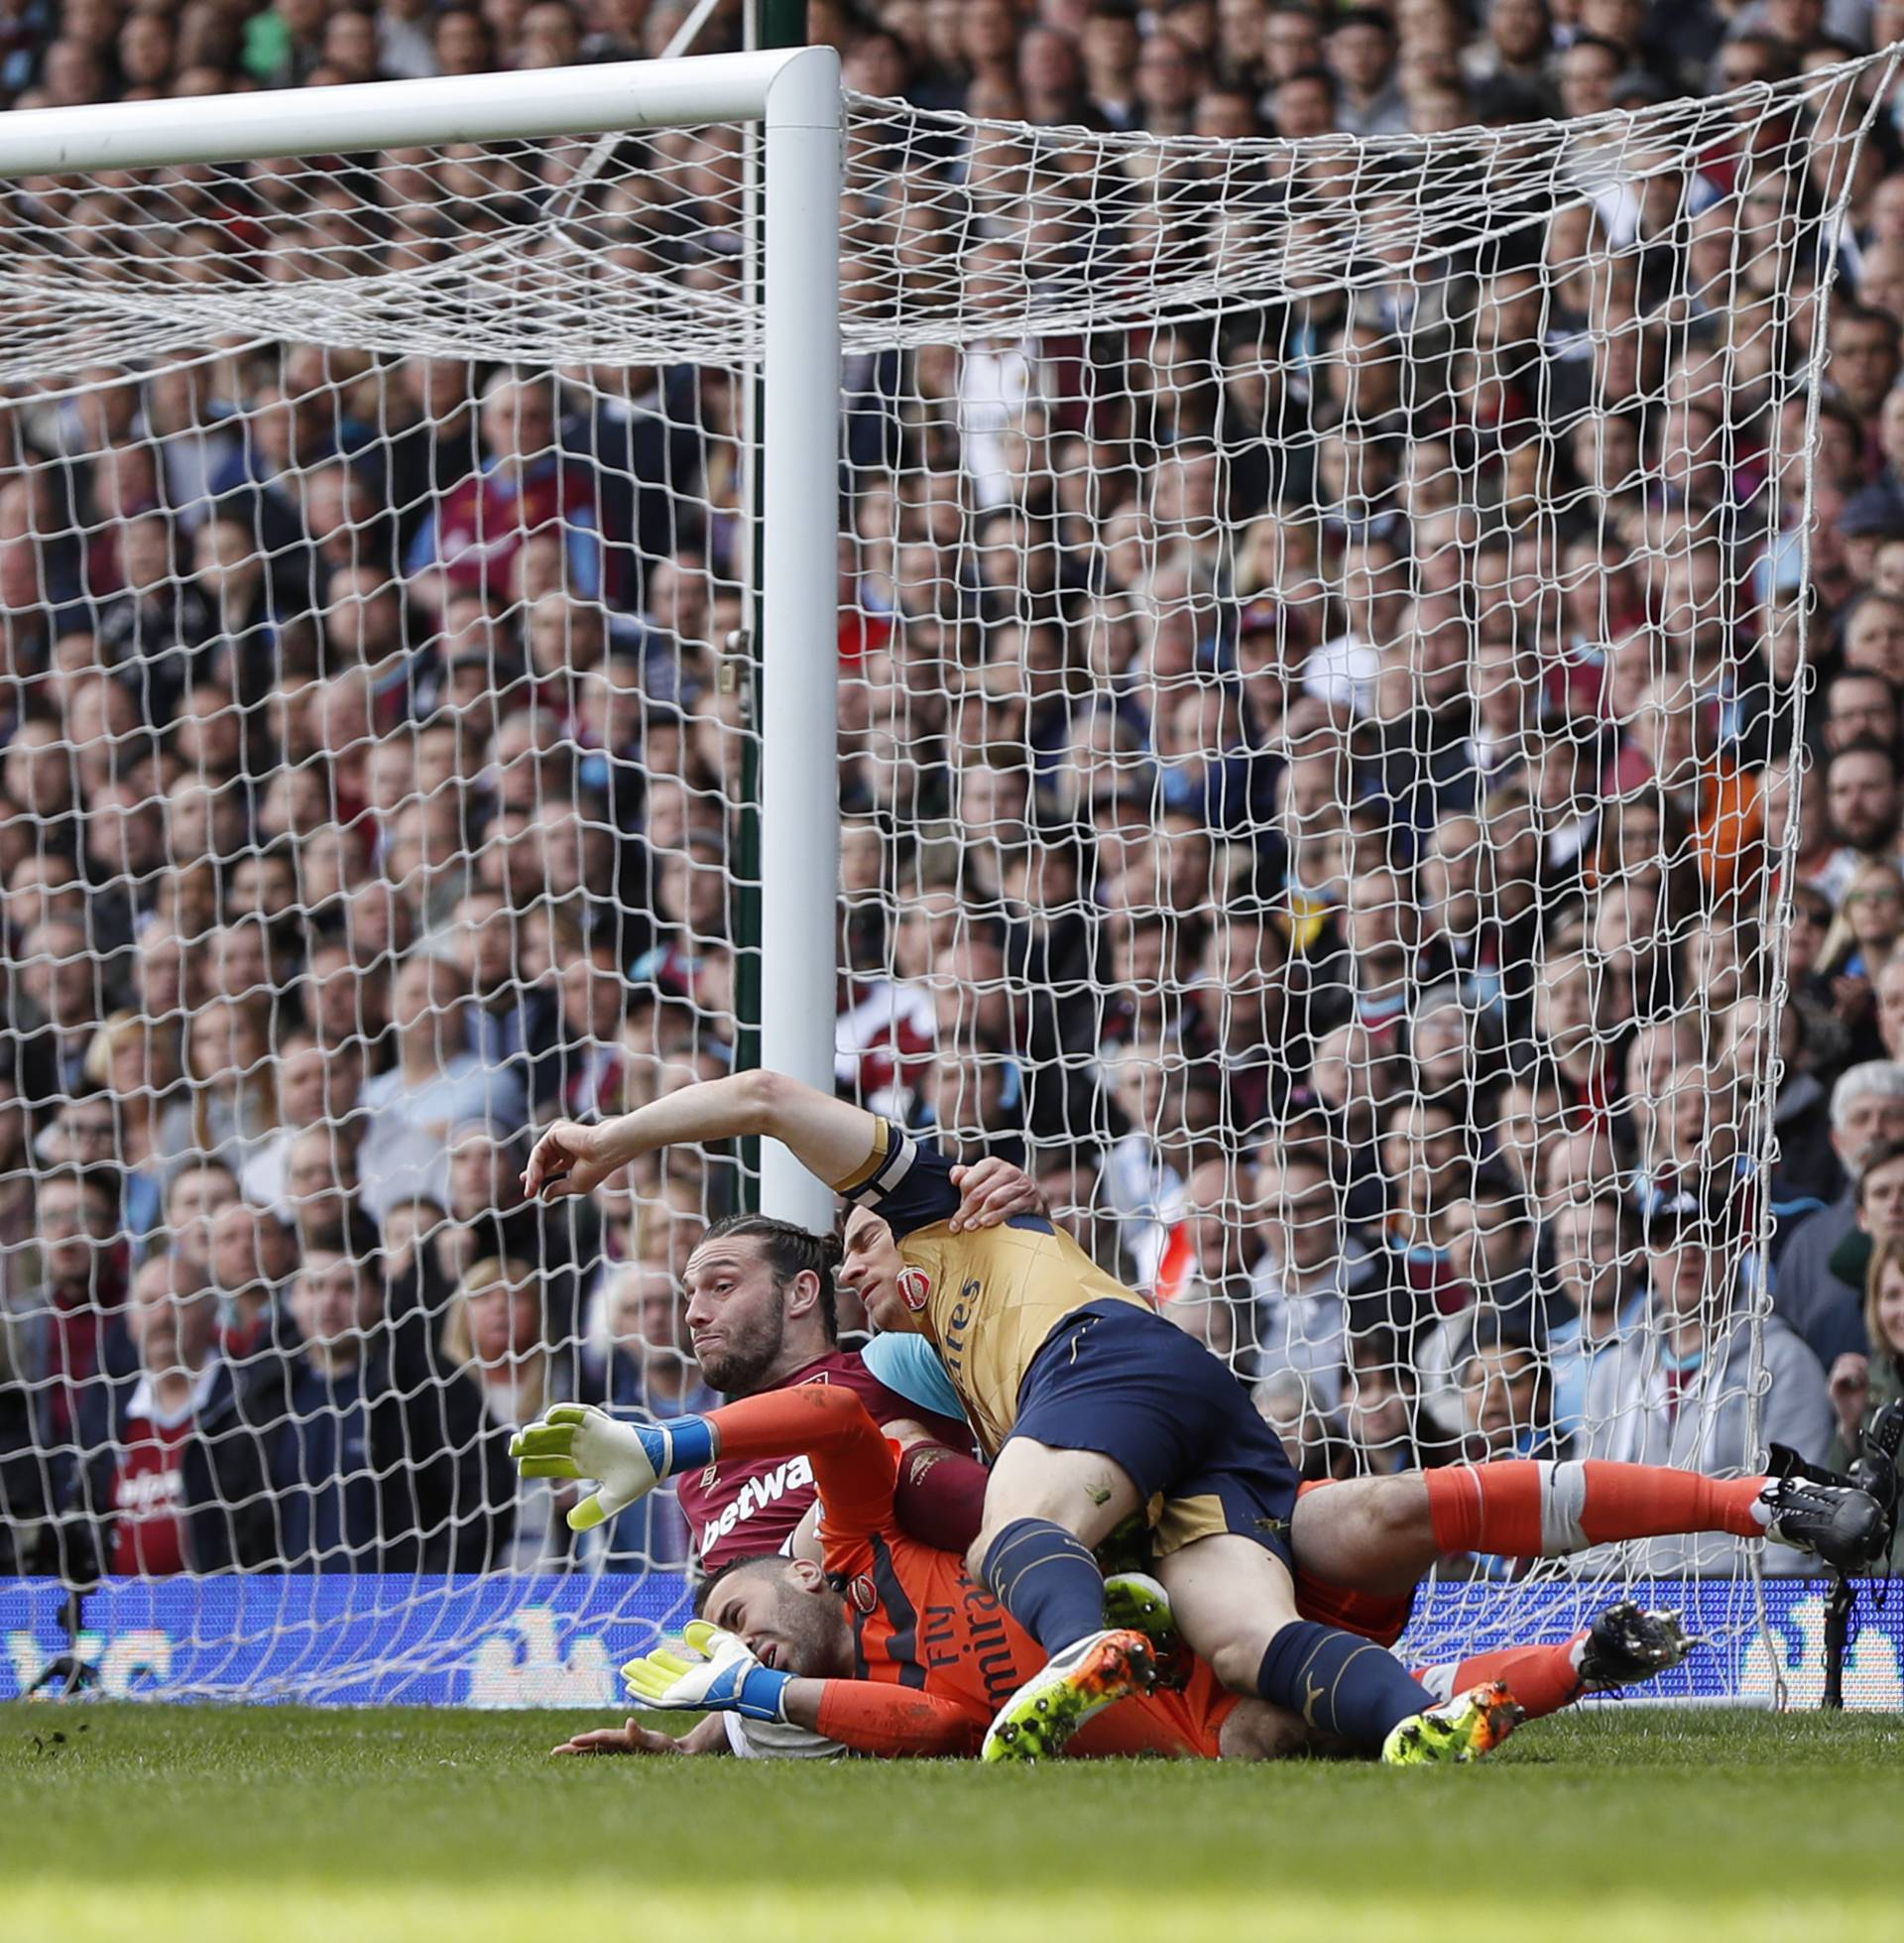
[{"xmin": 0, "ymin": 49, "xmax": 1895, "ymax": 1698}]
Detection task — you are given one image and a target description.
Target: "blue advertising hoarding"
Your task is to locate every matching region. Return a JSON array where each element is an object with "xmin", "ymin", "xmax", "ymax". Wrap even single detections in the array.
[{"xmin": 2, "ymin": 1574, "xmax": 1900, "ymax": 1709}]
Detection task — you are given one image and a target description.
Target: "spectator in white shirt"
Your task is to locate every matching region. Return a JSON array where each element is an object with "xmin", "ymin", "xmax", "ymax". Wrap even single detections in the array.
[
  {"xmin": 1578, "ymin": 1206, "xmax": 1833, "ymax": 1573},
  {"xmin": 357, "ymin": 953, "xmax": 527, "ymax": 1222}
]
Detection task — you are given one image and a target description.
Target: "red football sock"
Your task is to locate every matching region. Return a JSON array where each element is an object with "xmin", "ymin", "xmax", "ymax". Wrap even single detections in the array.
[
  {"xmin": 1416, "ymin": 1634, "xmax": 1590, "ymax": 1721},
  {"xmin": 1426, "ymin": 1461, "xmax": 1769, "ymax": 1559}
]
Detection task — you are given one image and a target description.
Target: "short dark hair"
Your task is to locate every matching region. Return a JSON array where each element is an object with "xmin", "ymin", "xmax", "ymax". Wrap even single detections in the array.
[
  {"xmin": 1723, "ymin": 31, "xmax": 1799, "ymax": 81},
  {"xmin": 1331, "ymin": 6, "xmax": 1394, "ymax": 36},
  {"xmin": 167, "ymin": 1156, "xmax": 239, "ymax": 1198},
  {"xmin": 1830, "ymin": 734, "xmax": 1899, "ymax": 775},
  {"xmin": 37, "ymin": 1163, "xmax": 112, "ymax": 1208},
  {"xmin": 1834, "ymin": 300, "xmax": 1901, "ymax": 349},
  {"xmin": 1827, "ymin": 668, "xmax": 1900, "ymax": 700},
  {"xmin": 696, "ymin": 1213, "xmax": 842, "ymax": 1341},
  {"xmin": 301, "ymin": 1231, "xmax": 382, "ymax": 1276},
  {"xmin": 1567, "ymin": 31, "xmax": 1625, "ymax": 64},
  {"xmin": 1857, "ymin": 1137, "xmax": 1904, "ymax": 1198}
]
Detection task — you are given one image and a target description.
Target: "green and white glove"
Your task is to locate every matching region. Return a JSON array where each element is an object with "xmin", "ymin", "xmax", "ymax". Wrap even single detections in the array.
[
  {"xmin": 622, "ymin": 1620, "xmax": 794, "ymax": 1723},
  {"xmin": 508, "ymin": 1402, "xmax": 716, "ymax": 1532}
]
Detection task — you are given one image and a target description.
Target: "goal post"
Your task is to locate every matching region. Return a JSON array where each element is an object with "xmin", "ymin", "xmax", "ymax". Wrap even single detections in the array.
[{"xmin": 0, "ymin": 50, "xmax": 838, "ymax": 170}]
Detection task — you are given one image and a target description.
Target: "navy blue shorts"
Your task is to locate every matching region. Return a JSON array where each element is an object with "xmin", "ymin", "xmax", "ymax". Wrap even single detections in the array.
[{"xmin": 1009, "ymin": 1302, "xmax": 1298, "ymax": 1566}]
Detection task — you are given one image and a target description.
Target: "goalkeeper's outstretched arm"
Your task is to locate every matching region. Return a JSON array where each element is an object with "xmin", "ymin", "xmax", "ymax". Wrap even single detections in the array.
[
  {"xmin": 523, "ymin": 1068, "xmax": 878, "ymax": 1202},
  {"xmin": 510, "ymin": 1377, "xmax": 902, "ymax": 1536},
  {"xmin": 619, "ymin": 1624, "xmax": 982, "ymax": 1759}
]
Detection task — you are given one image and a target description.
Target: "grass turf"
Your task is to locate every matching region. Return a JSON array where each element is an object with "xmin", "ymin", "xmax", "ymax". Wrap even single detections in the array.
[{"xmin": 3, "ymin": 1704, "xmax": 1900, "ymax": 1941}]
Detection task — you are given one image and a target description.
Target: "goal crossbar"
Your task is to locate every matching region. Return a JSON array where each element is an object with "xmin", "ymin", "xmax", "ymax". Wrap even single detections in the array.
[{"xmin": 0, "ymin": 51, "xmax": 840, "ymax": 174}]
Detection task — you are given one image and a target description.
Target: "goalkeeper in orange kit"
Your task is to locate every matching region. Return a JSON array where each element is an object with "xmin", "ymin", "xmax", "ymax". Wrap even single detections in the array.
[{"xmin": 520, "ymin": 1385, "xmax": 1697, "ymax": 1763}]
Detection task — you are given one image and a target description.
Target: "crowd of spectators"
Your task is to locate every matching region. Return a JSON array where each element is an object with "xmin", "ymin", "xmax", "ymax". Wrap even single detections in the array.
[{"xmin": 2, "ymin": 0, "xmax": 1904, "ymax": 1585}]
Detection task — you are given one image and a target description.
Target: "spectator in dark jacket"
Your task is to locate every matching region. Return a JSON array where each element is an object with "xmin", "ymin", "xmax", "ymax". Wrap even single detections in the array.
[
  {"xmin": 265, "ymin": 1240, "xmax": 501, "ymax": 1572},
  {"xmin": 7, "ymin": 914, "xmax": 106, "ymax": 1121},
  {"xmin": 1773, "ymin": 1062, "xmax": 1904, "ymax": 1366},
  {"xmin": 19, "ymin": 1166, "xmax": 135, "ymax": 1524}
]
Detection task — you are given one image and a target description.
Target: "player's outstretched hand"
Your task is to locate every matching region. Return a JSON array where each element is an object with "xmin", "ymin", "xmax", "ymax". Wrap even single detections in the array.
[
  {"xmin": 523, "ymin": 1119, "xmax": 611, "ymax": 1200},
  {"xmin": 509, "ymin": 1403, "xmax": 660, "ymax": 1531},
  {"xmin": 622, "ymin": 1621, "xmax": 792, "ymax": 1722},
  {"xmin": 551, "ymin": 1718, "xmax": 693, "ymax": 1757},
  {"xmin": 948, "ymin": 1155, "xmax": 1047, "ymax": 1233}
]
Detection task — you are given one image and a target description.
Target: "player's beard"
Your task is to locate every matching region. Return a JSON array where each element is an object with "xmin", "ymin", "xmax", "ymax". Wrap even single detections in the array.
[
  {"xmin": 770, "ymin": 1582, "xmax": 852, "ymax": 1678},
  {"xmin": 693, "ymin": 1295, "xmax": 786, "ymax": 1396}
]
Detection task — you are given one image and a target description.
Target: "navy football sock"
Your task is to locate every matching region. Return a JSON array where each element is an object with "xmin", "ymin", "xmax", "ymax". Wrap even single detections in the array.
[
  {"xmin": 980, "ymin": 1518, "xmax": 1107, "ymax": 1655},
  {"xmin": 1256, "ymin": 1621, "xmax": 1432, "ymax": 1751}
]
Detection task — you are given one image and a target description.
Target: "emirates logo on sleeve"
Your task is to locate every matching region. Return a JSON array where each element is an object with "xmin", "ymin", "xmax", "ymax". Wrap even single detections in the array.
[{"xmin": 897, "ymin": 1268, "xmax": 931, "ymax": 1312}]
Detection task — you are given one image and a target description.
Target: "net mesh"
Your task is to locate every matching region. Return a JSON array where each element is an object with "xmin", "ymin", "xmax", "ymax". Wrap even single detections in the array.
[{"xmin": 0, "ymin": 51, "xmax": 1895, "ymax": 1697}]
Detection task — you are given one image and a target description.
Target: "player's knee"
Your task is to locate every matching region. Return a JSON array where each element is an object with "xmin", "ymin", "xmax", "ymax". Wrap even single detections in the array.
[
  {"xmin": 1367, "ymin": 1474, "xmax": 1432, "ymax": 1549},
  {"xmin": 1207, "ymin": 1632, "xmax": 1275, "ymax": 1695},
  {"xmin": 968, "ymin": 1501, "xmax": 1026, "ymax": 1577}
]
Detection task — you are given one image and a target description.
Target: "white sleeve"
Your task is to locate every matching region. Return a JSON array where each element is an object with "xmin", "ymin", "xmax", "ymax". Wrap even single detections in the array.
[{"xmin": 722, "ymin": 1712, "xmax": 850, "ymax": 1760}]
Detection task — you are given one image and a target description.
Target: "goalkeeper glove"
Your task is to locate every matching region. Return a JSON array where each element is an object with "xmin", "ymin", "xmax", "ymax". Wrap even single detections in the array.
[
  {"xmin": 622, "ymin": 1621, "xmax": 794, "ymax": 1723},
  {"xmin": 508, "ymin": 1402, "xmax": 716, "ymax": 1532}
]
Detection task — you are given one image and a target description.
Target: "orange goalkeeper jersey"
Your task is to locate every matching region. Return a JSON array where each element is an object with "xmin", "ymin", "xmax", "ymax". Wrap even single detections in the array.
[{"xmin": 703, "ymin": 1384, "xmax": 1236, "ymax": 1760}]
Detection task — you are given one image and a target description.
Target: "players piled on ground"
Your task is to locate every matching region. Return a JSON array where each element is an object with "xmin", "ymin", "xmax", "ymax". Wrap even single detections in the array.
[{"xmin": 510, "ymin": 1070, "xmax": 1898, "ymax": 1764}]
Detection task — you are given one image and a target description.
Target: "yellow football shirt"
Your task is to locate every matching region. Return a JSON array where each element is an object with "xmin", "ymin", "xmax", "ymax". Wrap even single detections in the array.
[{"xmin": 834, "ymin": 1118, "xmax": 1152, "ymax": 1459}]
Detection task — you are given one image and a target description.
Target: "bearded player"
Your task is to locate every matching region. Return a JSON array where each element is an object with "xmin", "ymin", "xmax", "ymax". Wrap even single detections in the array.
[
  {"xmin": 656, "ymin": 1212, "xmax": 970, "ymax": 1569},
  {"xmin": 532, "ymin": 1073, "xmax": 1516, "ymax": 1765}
]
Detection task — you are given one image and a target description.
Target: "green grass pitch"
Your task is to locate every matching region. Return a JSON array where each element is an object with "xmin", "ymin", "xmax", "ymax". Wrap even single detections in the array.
[{"xmin": 3, "ymin": 1704, "xmax": 1900, "ymax": 1942}]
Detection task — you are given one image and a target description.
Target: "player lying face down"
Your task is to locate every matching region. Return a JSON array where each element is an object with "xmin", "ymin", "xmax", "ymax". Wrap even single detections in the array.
[
  {"xmin": 651, "ymin": 1550, "xmax": 1312, "ymax": 1763},
  {"xmin": 688, "ymin": 1552, "xmax": 1306, "ymax": 1761},
  {"xmin": 550, "ymin": 1542, "xmax": 1710, "ymax": 1761}
]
